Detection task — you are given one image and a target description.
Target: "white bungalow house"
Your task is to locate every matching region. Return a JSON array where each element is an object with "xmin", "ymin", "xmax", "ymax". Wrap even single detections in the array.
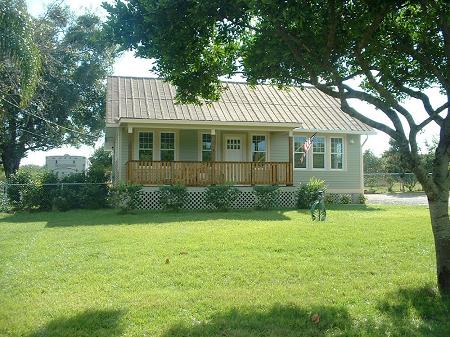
[{"xmin": 105, "ymin": 76, "xmax": 373, "ymax": 207}]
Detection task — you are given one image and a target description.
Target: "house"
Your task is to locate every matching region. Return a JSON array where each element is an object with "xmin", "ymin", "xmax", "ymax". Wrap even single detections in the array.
[
  {"xmin": 105, "ymin": 76, "xmax": 373, "ymax": 208},
  {"xmin": 45, "ymin": 155, "xmax": 87, "ymax": 177}
]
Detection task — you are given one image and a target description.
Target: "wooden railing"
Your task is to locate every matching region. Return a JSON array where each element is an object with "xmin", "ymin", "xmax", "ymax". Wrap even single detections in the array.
[{"xmin": 127, "ymin": 160, "xmax": 293, "ymax": 186}]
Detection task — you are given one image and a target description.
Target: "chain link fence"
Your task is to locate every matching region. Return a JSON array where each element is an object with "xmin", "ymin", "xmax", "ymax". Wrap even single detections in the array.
[
  {"xmin": 0, "ymin": 182, "xmax": 109, "ymax": 212},
  {"xmin": 364, "ymin": 173, "xmax": 423, "ymax": 193}
]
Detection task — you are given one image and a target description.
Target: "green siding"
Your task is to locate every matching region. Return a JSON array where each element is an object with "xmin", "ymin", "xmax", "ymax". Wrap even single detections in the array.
[
  {"xmin": 270, "ymin": 132, "xmax": 362, "ymax": 192},
  {"xmin": 179, "ymin": 130, "xmax": 198, "ymax": 161},
  {"xmin": 119, "ymin": 127, "xmax": 129, "ymax": 182}
]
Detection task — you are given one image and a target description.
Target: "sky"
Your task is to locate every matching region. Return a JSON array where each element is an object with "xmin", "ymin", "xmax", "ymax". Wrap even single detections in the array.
[{"xmin": 21, "ymin": 0, "xmax": 443, "ymax": 166}]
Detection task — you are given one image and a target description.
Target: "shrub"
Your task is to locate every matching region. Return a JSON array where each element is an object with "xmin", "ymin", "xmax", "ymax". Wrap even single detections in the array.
[
  {"xmin": 296, "ymin": 177, "xmax": 327, "ymax": 209},
  {"xmin": 6, "ymin": 170, "xmax": 33, "ymax": 209},
  {"xmin": 38, "ymin": 171, "xmax": 59, "ymax": 211},
  {"xmin": 383, "ymin": 174, "xmax": 396, "ymax": 192},
  {"xmin": 82, "ymin": 168, "xmax": 110, "ymax": 209},
  {"xmin": 402, "ymin": 174, "xmax": 418, "ymax": 192},
  {"xmin": 253, "ymin": 185, "xmax": 280, "ymax": 209},
  {"xmin": 109, "ymin": 184, "xmax": 143, "ymax": 213},
  {"xmin": 52, "ymin": 196, "xmax": 71, "ymax": 212},
  {"xmin": 358, "ymin": 194, "xmax": 367, "ymax": 204},
  {"xmin": 205, "ymin": 184, "xmax": 240, "ymax": 211},
  {"xmin": 324, "ymin": 193, "xmax": 340, "ymax": 204},
  {"xmin": 6, "ymin": 170, "xmax": 59, "ymax": 211},
  {"xmin": 340, "ymin": 194, "xmax": 352, "ymax": 204},
  {"xmin": 159, "ymin": 184, "xmax": 187, "ymax": 211}
]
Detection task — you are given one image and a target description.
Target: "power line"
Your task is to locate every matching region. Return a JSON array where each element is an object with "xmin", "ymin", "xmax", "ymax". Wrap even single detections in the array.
[{"xmin": 1, "ymin": 96, "xmax": 91, "ymax": 136}]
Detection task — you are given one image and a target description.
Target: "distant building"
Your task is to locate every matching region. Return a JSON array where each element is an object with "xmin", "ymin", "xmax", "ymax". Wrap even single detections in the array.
[{"xmin": 45, "ymin": 155, "xmax": 87, "ymax": 177}]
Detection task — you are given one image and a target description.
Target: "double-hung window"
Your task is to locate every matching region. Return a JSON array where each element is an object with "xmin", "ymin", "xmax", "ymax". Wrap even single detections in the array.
[
  {"xmin": 251, "ymin": 135, "xmax": 266, "ymax": 162},
  {"xmin": 294, "ymin": 136, "xmax": 307, "ymax": 168},
  {"xmin": 312, "ymin": 136, "xmax": 325, "ymax": 169},
  {"xmin": 330, "ymin": 137, "xmax": 344, "ymax": 169},
  {"xmin": 160, "ymin": 132, "xmax": 175, "ymax": 161},
  {"xmin": 138, "ymin": 132, "xmax": 153, "ymax": 160},
  {"xmin": 201, "ymin": 133, "xmax": 212, "ymax": 161}
]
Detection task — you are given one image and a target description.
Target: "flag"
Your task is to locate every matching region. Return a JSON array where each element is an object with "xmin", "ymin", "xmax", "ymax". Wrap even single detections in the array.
[{"xmin": 300, "ymin": 132, "xmax": 317, "ymax": 163}]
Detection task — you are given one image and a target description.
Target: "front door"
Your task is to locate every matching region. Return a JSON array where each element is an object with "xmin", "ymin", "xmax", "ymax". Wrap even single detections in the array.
[{"xmin": 224, "ymin": 136, "xmax": 243, "ymax": 162}]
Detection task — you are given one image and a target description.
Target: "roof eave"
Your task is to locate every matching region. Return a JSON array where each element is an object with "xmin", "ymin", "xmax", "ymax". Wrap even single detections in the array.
[{"xmin": 113, "ymin": 118, "xmax": 302, "ymax": 129}]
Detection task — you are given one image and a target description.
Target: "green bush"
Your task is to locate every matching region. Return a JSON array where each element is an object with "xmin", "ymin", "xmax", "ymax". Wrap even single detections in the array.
[
  {"xmin": 296, "ymin": 177, "xmax": 327, "ymax": 209},
  {"xmin": 358, "ymin": 194, "xmax": 367, "ymax": 204},
  {"xmin": 205, "ymin": 184, "xmax": 240, "ymax": 211},
  {"xmin": 109, "ymin": 184, "xmax": 143, "ymax": 213},
  {"xmin": 6, "ymin": 170, "xmax": 59, "ymax": 211},
  {"xmin": 253, "ymin": 185, "xmax": 280, "ymax": 209},
  {"xmin": 324, "ymin": 193, "xmax": 340, "ymax": 204},
  {"xmin": 159, "ymin": 184, "xmax": 188, "ymax": 211},
  {"xmin": 5, "ymin": 168, "xmax": 110, "ymax": 212}
]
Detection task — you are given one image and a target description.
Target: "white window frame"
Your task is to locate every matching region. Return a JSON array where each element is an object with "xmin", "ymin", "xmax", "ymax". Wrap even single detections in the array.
[
  {"xmin": 293, "ymin": 135, "xmax": 308, "ymax": 170},
  {"xmin": 312, "ymin": 136, "xmax": 326, "ymax": 170},
  {"xmin": 250, "ymin": 134, "xmax": 267, "ymax": 162},
  {"xmin": 138, "ymin": 131, "xmax": 154, "ymax": 161},
  {"xmin": 199, "ymin": 132, "xmax": 212, "ymax": 162},
  {"xmin": 330, "ymin": 137, "xmax": 344, "ymax": 170},
  {"xmin": 160, "ymin": 131, "xmax": 176, "ymax": 161}
]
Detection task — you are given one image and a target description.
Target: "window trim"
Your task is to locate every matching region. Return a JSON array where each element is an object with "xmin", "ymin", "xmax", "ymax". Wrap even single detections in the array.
[
  {"xmin": 199, "ymin": 132, "xmax": 213, "ymax": 162},
  {"xmin": 330, "ymin": 136, "xmax": 344, "ymax": 170},
  {"xmin": 137, "ymin": 131, "xmax": 154, "ymax": 161},
  {"xmin": 250, "ymin": 134, "xmax": 267, "ymax": 162},
  {"xmin": 160, "ymin": 131, "xmax": 176, "ymax": 161},
  {"xmin": 311, "ymin": 136, "xmax": 326, "ymax": 170}
]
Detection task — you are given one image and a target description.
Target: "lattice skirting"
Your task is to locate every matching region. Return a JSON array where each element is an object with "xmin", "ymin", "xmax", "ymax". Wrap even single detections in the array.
[{"xmin": 139, "ymin": 187, "xmax": 297, "ymax": 210}]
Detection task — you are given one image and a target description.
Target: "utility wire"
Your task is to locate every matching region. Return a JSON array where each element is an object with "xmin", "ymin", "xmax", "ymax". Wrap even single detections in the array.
[{"xmin": 1, "ymin": 96, "xmax": 90, "ymax": 136}]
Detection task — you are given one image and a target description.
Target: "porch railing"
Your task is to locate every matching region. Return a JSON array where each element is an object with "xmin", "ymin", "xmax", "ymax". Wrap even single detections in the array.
[{"xmin": 127, "ymin": 160, "xmax": 293, "ymax": 186}]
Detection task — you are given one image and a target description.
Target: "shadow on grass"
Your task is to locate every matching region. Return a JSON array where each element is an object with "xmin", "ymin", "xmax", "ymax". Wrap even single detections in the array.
[
  {"xmin": 0, "ymin": 208, "xmax": 294, "ymax": 227},
  {"xmin": 162, "ymin": 286, "xmax": 450, "ymax": 337},
  {"xmin": 24, "ymin": 309, "xmax": 123, "ymax": 337}
]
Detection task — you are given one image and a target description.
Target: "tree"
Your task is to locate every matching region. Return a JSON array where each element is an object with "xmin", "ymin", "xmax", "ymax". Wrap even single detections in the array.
[
  {"xmin": 88, "ymin": 148, "xmax": 112, "ymax": 179},
  {"xmin": 0, "ymin": 3, "xmax": 116, "ymax": 177},
  {"xmin": 105, "ymin": 1, "xmax": 450, "ymax": 293},
  {"xmin": 363, "ymin": 150, "xmax": 382, "ymax": 174},
  {"xmin": 0, "ymin": 0, "xmax": 41, "ymax": 112}
]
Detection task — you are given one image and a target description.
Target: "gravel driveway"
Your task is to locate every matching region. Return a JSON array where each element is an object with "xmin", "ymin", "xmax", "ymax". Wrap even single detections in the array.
[{"xmin": 365, "ymin": 192, "xmax": 428, "ymax": 206}]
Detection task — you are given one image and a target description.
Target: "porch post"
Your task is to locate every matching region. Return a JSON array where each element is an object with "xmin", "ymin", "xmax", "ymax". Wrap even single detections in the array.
[
  {"xmin": 211, "ymin": 129, "xmax": 216, "ymax": 161},
  {"xmin": 127, "ymin": 126, "xmax": 133, "ymax": 183},
  {"xmin": 211, "ymin": 129, "xmax": 216, "ymax": 185},
  {"xmin": 127, "ymin": 126, "xmax": 133, "ymax": 161},
  {"xmin": 287, "ymin": 130, "xmax": 293, "ymax": 186}
]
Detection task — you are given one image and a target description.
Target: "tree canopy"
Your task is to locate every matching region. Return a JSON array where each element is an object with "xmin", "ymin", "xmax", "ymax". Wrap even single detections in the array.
[
  {"xmin": 0, "ymin": 2, "xmax": 117, "ymax": 176},
  {"xmin": 104, "ymin": 0, "xmax": 450, "ymax": 293},
  {"xmin": 0, "ymin": 0, "xmax": 40, "ymax": 110}
]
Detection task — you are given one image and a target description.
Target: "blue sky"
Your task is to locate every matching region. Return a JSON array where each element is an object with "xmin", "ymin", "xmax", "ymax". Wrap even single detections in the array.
[{"xmin": 21, "ymin": 0, "xmax": 443, "ymax": 165}]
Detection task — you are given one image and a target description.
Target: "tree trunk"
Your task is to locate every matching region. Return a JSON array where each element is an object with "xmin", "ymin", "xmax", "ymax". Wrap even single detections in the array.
[
  {"xmin": 428, "ymin": 192, "xmax": 450, "ymax": 295},
  {"xmin": 1, "ymin": 147, "xmax": 21, "ymax": 178}
]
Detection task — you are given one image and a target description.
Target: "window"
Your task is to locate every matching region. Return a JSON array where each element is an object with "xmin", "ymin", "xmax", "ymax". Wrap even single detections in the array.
[
  {"xmin": 139, "ymin": 132, "xmax": 153, "ymax": 160},
  {"xmin": 312, "ymin": 136, "xmax": 325, "ymax": 169},
  {"xmin": 226, "ymin": 139, "xmax": 241, "ymax": 149},
  {"xmin": 201, "ymin": 134, "xmax": 212, "ymax": 161},
  {"xmin": 331, "ymin": 137, "xmax": 343, "ymax": 169},
  {"xmin": 251, "ymin": 135, "xmax": 266, "ymax": 162},
  {"xmin": 160, "ymin": 132, "xmax": 175, "ymax": 161},
  {"xmin": 294, "ymin": 136, "xmax": 307, "ymax": 168}
]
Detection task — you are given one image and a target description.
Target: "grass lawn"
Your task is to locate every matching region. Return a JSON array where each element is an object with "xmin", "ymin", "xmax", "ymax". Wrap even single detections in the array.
[{"xmin": 0, "ymin": 205, "xmax": 449, "ymax": 337}]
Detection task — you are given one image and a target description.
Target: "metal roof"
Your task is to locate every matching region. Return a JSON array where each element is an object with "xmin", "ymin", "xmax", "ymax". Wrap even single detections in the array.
[{"xmin": 106, "ymin": 76, "xmax": 372, "ymax": 133}]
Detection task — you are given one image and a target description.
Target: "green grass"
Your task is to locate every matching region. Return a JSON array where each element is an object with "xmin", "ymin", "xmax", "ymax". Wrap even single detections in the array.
[{"xmin": 0, "ymin": 206, "xmax": 448, "ymax": 337}]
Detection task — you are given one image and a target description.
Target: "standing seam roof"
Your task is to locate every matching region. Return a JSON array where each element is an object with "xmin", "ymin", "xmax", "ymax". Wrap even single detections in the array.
[{"xmin": 106, "ymin": 76, "xmax": 373, "ymax": 133}]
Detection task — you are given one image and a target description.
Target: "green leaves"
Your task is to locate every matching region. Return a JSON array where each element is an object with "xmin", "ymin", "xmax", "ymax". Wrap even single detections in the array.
[{"xmin": 0, "ymin": 0, "xmax": 41, "ymax": 109}]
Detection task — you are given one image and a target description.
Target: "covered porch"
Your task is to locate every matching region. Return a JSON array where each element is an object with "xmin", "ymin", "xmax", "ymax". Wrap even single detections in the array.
[{"xmin": 123, "ymin": 125, "xmax": 295, "ymax": 186}]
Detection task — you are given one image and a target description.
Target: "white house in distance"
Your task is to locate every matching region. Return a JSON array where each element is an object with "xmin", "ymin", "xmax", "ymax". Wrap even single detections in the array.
[
  {"xmin": 45, "ymin": 155, "xmax": 87, "ymax": 178},
  {"xmin": 104, "ymin": 76, "xmax": 375, "ymax": 209}
]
